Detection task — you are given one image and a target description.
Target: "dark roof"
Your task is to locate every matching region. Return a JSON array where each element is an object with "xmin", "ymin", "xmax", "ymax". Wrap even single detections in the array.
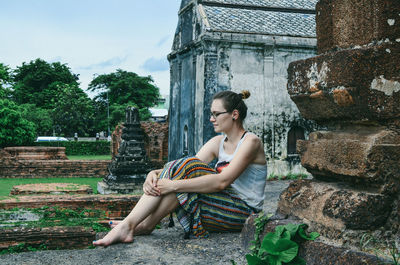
[
  {"xmin": 202, "ymin": 4, "xmax": 316, "ymax": 37},
  {"xmin": 200, "ymin": 0, "xmax": 317, "ymax": 10},
  {"xmin": 198, "ymin": 0, "xmax": 316, "ymax": 38}
]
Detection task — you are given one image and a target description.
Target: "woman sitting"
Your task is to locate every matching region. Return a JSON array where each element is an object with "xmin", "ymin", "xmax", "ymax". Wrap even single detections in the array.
[{"xmin": 93, "ymin": 90, "xmax": 267, "ymax": 246}]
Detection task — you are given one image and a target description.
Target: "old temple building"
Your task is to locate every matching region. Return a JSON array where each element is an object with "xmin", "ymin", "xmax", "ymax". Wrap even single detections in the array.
[{"xmin": 168, "ymin": 0, "xmax": 319, "ymax": 174}]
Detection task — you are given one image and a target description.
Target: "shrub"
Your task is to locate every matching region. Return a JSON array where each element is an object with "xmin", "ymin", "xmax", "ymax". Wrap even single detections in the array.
[{"xmin": 33, "ymin": 141, "xmax": 110, "ymax": 155}]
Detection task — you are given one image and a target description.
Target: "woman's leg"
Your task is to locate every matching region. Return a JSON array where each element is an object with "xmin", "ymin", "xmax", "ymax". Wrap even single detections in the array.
[{"xmin": 93, "ymin": 193, "xmax": 179, "ymax": 246}]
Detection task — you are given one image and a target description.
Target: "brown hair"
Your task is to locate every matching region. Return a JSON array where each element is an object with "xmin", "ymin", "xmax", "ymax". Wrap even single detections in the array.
[{"xmin": 212, "ymin": 90, "xmax": 251, "ymax": 121}]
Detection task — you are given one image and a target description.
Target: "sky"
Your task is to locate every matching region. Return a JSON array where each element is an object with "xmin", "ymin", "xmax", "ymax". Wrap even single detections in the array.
[{"xmin": 0, "ymin": 0, "xmax": 181, "ymax": 97}]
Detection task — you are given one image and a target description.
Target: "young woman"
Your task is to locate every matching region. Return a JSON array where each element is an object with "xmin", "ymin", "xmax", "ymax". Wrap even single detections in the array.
[{"xmin": 93, "ymin": 90, "xmax": 267, "ymax": 246}]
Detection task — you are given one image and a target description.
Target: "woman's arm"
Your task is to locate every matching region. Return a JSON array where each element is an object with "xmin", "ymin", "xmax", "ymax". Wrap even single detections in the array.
[
  {"xmin": 157, "ymin": 135, "xmax": 263, "ymax": 194},
  {"xmin": 195, "ymin": 135, "xmax": 223, "ymax": 164}
]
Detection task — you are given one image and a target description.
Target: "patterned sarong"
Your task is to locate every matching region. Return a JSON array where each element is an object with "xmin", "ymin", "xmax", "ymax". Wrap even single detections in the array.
[{"xmin": 158, "ymin": 156, "xmax": 253, "ymax": 238}]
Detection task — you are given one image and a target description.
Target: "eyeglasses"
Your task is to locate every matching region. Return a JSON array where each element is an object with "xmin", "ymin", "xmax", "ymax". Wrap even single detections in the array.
[{"xmin": 210, "ymin": 111, "xmax": 229, "ymax": 119}]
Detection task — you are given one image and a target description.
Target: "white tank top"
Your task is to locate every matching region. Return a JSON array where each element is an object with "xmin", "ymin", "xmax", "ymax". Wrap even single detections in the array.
[{"xmin": 216, "ymin": 132, "xmax": 267, "ymax": 211}]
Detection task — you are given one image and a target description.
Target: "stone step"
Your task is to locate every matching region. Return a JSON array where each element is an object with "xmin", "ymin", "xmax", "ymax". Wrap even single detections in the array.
[
  {"xmin": 0, "ymin": 194, "xmax": 139, "ymax": 219},
  {"xmin": 10, "ymin": 183, "xmax": 93, "ymax": 196},
  {"xmin": 0, "ymin": 226, "xmax": 95, "ymax": 250}
]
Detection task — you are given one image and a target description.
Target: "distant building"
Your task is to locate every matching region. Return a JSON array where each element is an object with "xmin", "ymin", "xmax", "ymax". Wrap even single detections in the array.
[
  {"xmin": 149, "ymin": 108, "xmax": 168, "ymax": 123},
  {"xmin": 168, "ymin": 0, "xmax": 320, "ymax": 175}
]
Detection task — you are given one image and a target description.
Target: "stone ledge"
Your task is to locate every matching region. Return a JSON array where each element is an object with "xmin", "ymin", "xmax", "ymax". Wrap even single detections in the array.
[
  {"xmin": 0, "ymin": 226, "xmax": 95, "ymax": 250},
  {"xmin": 2, "ymin": 146, "xmax": 68, "ymax": 160},
  {"xmin": 10, "ymin": 183, "xmax": 93, "ymax": 196},
  {"xmin": 0, "ymin": 194, "xmax": 140, "ymax": 219},
  {"xmin": 277, "ymin": 180, "xmax": 393, "ymax": 231},
  {"xmin": 297, "ymin": 129, "xmax": 400, "ymax": 188},
  {"xmin": 0, "ymin": 160, "xmax": 109, "ymax": 178},
  {"xmin": 287, "ymin": 43, "xmax": 400, "ymax": 123}
]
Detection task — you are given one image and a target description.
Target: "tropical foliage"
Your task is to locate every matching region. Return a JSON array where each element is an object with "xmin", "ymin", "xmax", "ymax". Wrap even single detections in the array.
[{"xmin": 0, "ymin": 59, "xmax": 159, "ymax": 145}]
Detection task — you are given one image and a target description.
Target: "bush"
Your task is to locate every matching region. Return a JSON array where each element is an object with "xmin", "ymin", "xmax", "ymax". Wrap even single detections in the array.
[
  {"xmin": 33, "ymin": 141, "xmax": 110, "ymax": 156},
  {"xmin": 0, "ymin": 99, "xmax": 36, "ymax": 147}
]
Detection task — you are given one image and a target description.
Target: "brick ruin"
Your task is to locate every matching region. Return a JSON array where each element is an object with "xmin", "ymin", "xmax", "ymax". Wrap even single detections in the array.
[
  {"xmin": 0, "ymin": 147, "xmax": 109, "ymax": 178},
  {"xmin": 0, "ymin": 121, "xmax": 168, "ymax": 179},
  {"xmin": 276, "ymin": 0, "xmax": 399, "ymax": 262},
  {"xmin": 111, "ymin": 121, "xmax": 169, "ymax": 169}
]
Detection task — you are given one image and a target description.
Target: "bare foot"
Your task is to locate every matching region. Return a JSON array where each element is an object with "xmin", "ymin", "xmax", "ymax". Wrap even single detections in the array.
[
  {"xmin": 108, "ymin": 220, "xmax": 152, "ymax": 235},
  {"xmin": 93, "ymin": 221, "xmax": 134, "ymax": 247}
]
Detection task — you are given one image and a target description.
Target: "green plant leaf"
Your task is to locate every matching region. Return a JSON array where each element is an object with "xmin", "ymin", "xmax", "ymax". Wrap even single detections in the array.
[
  {"xmin": 274, "ymin": 225, "xmax": 285, "ymax": 236},
  {"xmin": 245, "ymin": 254, "xmax": 264, "ymax": 265},
  {"xmin": 286, "ymin": 255, "xmax": 306, "ymax": 265},
  {"xmin": 298, "ymin": 226, "xmax": 320, "ymax": 241},
  {"xmin": 284, "ymin": 223, "xmax": 302, "ymax": 238},
  {"xmin": 266, "ymin": 255, "xmax": 281, "ymax": 265},
  {"xmin": 282, "ymin": 231, "xmax": 291, "ymax": 240},
  {"xmin": 262, "ymin": 231, "xmax": 281, "ymax": 245},
  {"xmin": 261, "ymin": 238, "xmax": 299, "ymax": 262}
]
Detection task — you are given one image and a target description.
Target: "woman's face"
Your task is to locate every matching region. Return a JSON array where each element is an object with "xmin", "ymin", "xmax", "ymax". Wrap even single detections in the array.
[{"xmin": 210, "ymin": 99, "xmax": 231, "ymax": 133}]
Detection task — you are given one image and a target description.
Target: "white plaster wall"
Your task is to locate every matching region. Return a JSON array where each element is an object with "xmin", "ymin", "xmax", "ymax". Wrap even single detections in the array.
[{"xmin": 212, "ymin": 43, "xmax": 317, "ymax": 176}]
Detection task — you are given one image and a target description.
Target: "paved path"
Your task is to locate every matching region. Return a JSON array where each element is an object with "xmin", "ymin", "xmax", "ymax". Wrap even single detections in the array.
[{"xmin": 0, "ymin": 181, "xmax": 291, "ymax": 265}]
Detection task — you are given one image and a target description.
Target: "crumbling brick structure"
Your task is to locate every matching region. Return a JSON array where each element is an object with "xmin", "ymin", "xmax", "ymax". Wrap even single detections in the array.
[{"xmin": 276, "ymin": 0, "xmax": 400, "ymax": 263}]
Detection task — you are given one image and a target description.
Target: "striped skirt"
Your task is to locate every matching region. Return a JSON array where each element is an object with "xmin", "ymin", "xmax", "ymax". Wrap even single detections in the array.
[{"xmin": 158, "ymin": 156, "xmax": 253, "ymax": 238}]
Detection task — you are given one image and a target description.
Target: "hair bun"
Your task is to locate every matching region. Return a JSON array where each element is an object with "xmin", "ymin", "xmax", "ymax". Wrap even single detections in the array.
[{"xmin": 239, "ymin": 90, "xmax": 251, "ymax": 99}]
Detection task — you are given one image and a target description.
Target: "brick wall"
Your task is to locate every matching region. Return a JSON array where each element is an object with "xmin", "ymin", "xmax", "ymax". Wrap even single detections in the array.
[
  {"xmin": 0, "ymin": 160, "xmax": 109, "ymax": 178},
  {"xmin": 141, "ymin": 121, "xmax": 169, "ymax": 168}
]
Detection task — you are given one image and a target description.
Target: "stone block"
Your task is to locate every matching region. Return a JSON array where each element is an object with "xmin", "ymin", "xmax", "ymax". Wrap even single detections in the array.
[
  {"xmin": 0, "ymin": 160, "xmax": 109, "ymax": 178},
  {"xmin": 298, "ymin": 241, "xmax": 389, "ymax": 265},
  {"xmin": 277, "ymin": 180, "xmax": 393, "ymax": 230},
  {"xmin": 2, "ymin": 146, "xmax": 68, "ymax": 160},
  {"xmin": 10, "ymin": 183, "xmax": 93, "ymax": 195},
  {"xmin": 287, "ymin": 43, "xmax": 400, "ymax": 123},
  {"xmin": 0, "ymin": 226, "xmax": 95, "ymax": 250},
  {"xmin": 316, "ymin": 0, "xmax": 400, "ymax": 53},
  {"xmin": 296, "ymin": 129, "xmax": 400, "ymax": 189},
  {"xmin": 0, "ymin": 194, "xmax": 139, "ymax": 219}
]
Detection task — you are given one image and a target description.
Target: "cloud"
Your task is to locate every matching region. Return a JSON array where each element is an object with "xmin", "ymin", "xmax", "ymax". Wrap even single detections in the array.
[
  {"xmin": 78, "ymin": 55, "xmax": 128, "ymax": 70},
  {"xmin": 156, "ymin": 35, "xmax": 170, "ymax": 47},
  {"xmin": 141, "ymin": 57, "xmax": 169, "ymax": 72}
]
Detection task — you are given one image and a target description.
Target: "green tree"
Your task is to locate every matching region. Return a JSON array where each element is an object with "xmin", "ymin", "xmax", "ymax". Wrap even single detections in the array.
[
  {"xmin": 20, "ymin": 104, "xmax": 53, "ymax": 136},
  {"xmin": 12, "ymin": 58, "xmax": 79, "ymax": 109},
  {"xmin": 52, "ymin": 83, "xmax": 94, "ymax": 136},
  {"xmin": 0, "ymin": 63, "xmax": 13, "ymax": 99},
  {"xmin": 88, "ymin": 69, "xmax": 159, "ymax": 132},
  {"xmin": 0, "ymin": 99, "xmax": 36, "ymax": 147}
]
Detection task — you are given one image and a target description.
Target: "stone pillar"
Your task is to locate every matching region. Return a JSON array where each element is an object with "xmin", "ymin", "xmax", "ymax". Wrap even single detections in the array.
[
  {"xmin": 278, "ymin": 0, "xmax": 400, "ymax": 252},
  {"xmin": 98, "ymin": 107, "xmax": 151, "ymax": 194}
]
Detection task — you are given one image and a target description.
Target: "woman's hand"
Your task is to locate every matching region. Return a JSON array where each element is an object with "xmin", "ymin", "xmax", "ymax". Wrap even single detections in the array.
[
  {"xmin": 156, "ymin": 179, "xmax": 176, "ymax": 195},
  {"xmin": 143, "ymin": 170, "xmax": 161, "ymax": 196}
]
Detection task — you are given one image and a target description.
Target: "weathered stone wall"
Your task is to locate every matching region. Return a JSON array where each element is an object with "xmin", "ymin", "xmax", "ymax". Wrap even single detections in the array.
[{"xmin": 278, "ymin": 0, "xmax": 400, "ymax": 257}]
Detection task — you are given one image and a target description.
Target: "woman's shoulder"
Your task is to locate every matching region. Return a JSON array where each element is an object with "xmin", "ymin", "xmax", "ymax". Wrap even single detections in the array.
[
  {"xmin": 209, "ymin": 134, "xmax": 225, "ymax": 143},
  {"xmin": 244, "ymin": 132, "xmax": 261, "ymax": 142}
]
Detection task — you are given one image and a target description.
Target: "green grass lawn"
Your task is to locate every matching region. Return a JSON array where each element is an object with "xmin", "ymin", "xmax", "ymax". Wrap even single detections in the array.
[
  {"xmin": 67, "ymin": 155, "xmax": 111, "ymax": 160},
  {"xmin": 0, "ymin": 177, "xmax": 103, "ymax": 197}
]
